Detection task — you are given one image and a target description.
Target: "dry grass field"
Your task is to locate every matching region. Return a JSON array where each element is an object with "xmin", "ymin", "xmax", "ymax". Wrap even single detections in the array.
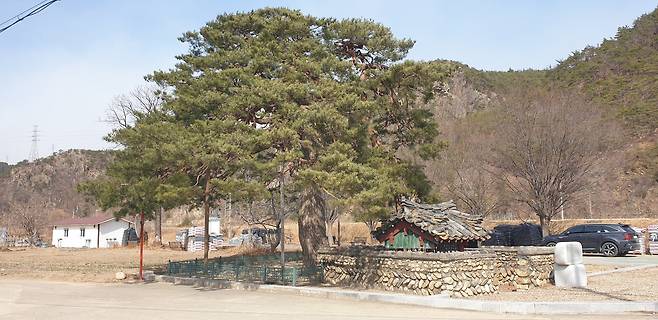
[{"xmin": 0, "ymin": 246, "xmax": 253, "ymax": 282}]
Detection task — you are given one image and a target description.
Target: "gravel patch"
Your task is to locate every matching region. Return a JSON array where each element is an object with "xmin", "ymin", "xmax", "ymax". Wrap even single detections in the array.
[{"xmin": 473, "ymin": 266, "xmax": 658, "ymax": 302}]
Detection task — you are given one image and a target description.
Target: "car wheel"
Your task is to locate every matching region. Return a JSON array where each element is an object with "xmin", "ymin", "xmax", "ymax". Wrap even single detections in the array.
[
  {"xmin": 546, "ymin": 242, "xmax": 557, "ymax": 247},
  {"xmin": 601, "ymin": 242, "xmax": 619, "ymax": 257}
]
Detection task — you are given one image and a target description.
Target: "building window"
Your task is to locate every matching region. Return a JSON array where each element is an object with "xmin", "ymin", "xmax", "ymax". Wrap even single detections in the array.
[
  {"xmin": 80, "ymin": 228, "xmax": 85, "ymax": 237},
  {"xmin": 64, "ymin": 228, "xmax": 69, "ymax": 237}
]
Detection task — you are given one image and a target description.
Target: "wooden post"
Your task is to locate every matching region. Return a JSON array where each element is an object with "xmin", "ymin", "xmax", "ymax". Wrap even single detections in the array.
[
  {"xmin": 337, "ymin": 218, "xmax": 341, "ymax": 247},
  {"xmin": 139, "ymin": 211, "xmax": 144, "ymax": 281}
]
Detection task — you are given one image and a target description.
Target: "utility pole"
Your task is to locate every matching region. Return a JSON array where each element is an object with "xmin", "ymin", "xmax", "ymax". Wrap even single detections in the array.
[
  {"xmin": 588, "ymin": 193, "xmax": 593, "ymax": 219},
  {"xmin": 29, "ymin": 125, "xmax": 39, "ymax": 162},
  {"xmin": 279, "ymin": 164, "xmax": 285, "ymax": 283},
  {"xmin": 139, "ymin": 211, "xmax": 145, "ymax": 281},
  {"xmin": 559, "ymin": 182, "xmax": 565, "ymax": 220},
  {"xmin": 226, "ymin": 193, "xmax": 231, "ymax": 239}
]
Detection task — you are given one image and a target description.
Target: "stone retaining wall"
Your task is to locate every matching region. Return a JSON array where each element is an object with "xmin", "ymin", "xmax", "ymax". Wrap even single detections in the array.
[
  {"xmin": 318, "ymin": 248, "xmax": 498, "ymax": 297},
  {"xmin": 318, "ymin": 246, "xmax": 554, "ymax": 297},
  {"xmin": 478, "ymin": 246, "xmax": 554, "ymax": 289}
]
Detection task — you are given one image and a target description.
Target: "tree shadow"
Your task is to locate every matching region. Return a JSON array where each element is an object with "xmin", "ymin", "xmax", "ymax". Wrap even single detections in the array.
[{"xmin": 567, "ymin": 287, "xmax": 635, "ymax": 302}]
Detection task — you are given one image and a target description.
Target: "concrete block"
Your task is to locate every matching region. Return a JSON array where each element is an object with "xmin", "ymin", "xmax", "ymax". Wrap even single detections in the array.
[
  {"xmin": 554, "ymin": 264, "xmax": 587, "ymax": 288},
  {"xmin": 554, "ymin": 242, "xmax": 583, "ymax": 265}
]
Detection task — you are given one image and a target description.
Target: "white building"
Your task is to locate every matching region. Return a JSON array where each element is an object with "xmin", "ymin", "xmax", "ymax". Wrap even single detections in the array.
[{"xmin": 51, "ymin": 215, "xmax": 133, "ymax": 248}]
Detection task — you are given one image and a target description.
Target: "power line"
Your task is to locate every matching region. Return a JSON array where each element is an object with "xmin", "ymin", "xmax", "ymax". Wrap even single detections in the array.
[
  {"xmin": 0, "ymin": 0, "xmax": 49, "ymax": 27},
  {"xmin": 29, "ymin": 125, "xmax": 40, "ymax": 162},
  {"xmin": 0, "ymin": 0, "xmax": 60, "ymax": 35}
]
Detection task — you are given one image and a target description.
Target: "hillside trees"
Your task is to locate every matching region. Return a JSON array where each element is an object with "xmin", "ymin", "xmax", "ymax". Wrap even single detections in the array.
[
  {"xmin": 550, "ymin": 8, "xmax": 658, "ymax": 200},
  {"xmin": 551, "ymin": 8, "xmax": 658, "ymax": 136}
]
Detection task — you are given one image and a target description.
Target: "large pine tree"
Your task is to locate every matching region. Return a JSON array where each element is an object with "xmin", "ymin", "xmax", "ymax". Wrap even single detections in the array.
[{"xmin": 89, "ymin": 8, "xmax": 455, "ymax": 264}]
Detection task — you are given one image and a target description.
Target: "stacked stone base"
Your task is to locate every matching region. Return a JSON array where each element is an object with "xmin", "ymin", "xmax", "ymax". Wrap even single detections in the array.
[
  {"xmin": 318, "ymin": 246, "xmax": 554, "ymax": 297},
  {"xmin": 477, "ymin": 246, "xmax": 554, "ymax": 289}
]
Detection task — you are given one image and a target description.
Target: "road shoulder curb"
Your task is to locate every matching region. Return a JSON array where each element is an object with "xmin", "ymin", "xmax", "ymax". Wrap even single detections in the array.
[{"xmin": 153, "ymin": 275, "xmax": 658, "ymax": 315}]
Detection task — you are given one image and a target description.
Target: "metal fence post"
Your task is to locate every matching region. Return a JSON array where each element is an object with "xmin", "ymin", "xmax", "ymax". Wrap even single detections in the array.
[
  {"xmin": 292, "ymin": 267, "xmax": 297, "ymax": 287},
  {"xmin": 263, "ymin": 265, "xmax": 267, "ymax": 283}
]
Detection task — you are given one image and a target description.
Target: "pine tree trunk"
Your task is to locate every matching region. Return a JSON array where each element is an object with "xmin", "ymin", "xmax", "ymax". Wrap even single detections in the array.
[
  {"xmin": 154, "ymin": 207, "xmax": 162, "ymax": 245},
  {"xmin": 298, "ymin": 186, "xmax": 328, "ymax": 267}
]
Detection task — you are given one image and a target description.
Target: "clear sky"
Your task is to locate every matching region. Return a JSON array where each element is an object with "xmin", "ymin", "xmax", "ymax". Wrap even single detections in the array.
[{"xmin": 1, "ymin": 0, "xmax": 656, "ymax": 164}]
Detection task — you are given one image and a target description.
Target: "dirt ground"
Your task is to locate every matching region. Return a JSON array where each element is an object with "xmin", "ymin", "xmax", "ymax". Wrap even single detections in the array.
[
  {"xmin": 474, "ymin": 266, "xmax": 658, "ymax": 302},
  {"xmin": 0, "ymin": 246, "xmax": 254, "ymax": 282},
  {"xmin": 585, "ymin": 263, "xmax": 625, "ymax": 273}
]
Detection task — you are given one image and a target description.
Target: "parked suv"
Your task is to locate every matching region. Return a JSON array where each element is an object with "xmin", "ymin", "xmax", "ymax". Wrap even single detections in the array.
[{"xmin": 542, "ymin": 224, "xmax": 640, "ymax": 257}]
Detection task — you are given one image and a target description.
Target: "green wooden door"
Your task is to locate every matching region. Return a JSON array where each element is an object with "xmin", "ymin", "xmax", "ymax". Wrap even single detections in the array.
[{"xmin": 385, "ymin": 230, "xmax": 420, "ymax": 250}]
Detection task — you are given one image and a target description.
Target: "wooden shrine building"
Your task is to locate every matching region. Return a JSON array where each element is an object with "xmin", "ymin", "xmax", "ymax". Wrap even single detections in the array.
[{"xmin": 373, "ymin": 199, "xmax": 489, "ymax": 252}]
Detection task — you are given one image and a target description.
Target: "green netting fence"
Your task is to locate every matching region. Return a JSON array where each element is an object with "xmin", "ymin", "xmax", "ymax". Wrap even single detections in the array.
[{"xmin": 165, "ymin": 252, "xmax": 323, "ymax": 286}]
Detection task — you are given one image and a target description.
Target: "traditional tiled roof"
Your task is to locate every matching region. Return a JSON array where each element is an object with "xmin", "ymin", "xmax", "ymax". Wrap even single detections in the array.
[
  {"xmin": 51, "ymin": 215, "xmax": 132, "ymax": 227},
  {"xmin": 374, "ymin": 199, "xmax": 489, "ymax": 242}
]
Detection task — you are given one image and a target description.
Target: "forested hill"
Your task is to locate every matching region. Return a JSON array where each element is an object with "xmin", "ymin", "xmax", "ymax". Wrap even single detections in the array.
[
  {"xmin": 464, "ymin": 6, "xmax": 657, "ymax": 173},
  {"xmin": 428, "ymin": 7, "xmax": 658, "ymax": 218},
  {"xmin": 460, "ymin": 7, "xmax": 657, "ymax": 135},
  {"xmin": 551, "ymin": 8, "xmax": 658, "ymax": 189},
  {"xmin": 551, "ymin": 8, "xmax": 658, "ymax": 136},
  {"xmin": 0, "ymin": 150, "xmax": 112, "ymax": 238}
]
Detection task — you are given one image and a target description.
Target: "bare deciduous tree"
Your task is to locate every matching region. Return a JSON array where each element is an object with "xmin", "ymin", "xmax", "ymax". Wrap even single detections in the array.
[
  {"xmin": 237, "ymin": 198, "xmax": 287, "ymax": 253},
  {"xmin": 320, "ymin": 194, "xmax": 343, "ymax": 245},
  {"xmin": 493, "ymin": 90, "xmax": 615, "ymax": 236},
  {"xmin": 432, "ymin": 108, "xmax": 505, "ymax": 219},
  {"xmin": 105, "ymin": 85, "xmax": 164, "ymax": 129},
  {"xmin": 447, "ymin": 164, "xmax": 503, "ymax": 218},
  {"xmin": 8, "ymin": 192, "xmax": 47, "ymax": 245}
]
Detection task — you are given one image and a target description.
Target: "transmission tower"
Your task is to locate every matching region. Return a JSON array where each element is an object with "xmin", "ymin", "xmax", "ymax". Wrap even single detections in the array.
[{"xmin": 29, "ymin": 125, "xmax": 39, "ymax": 162}]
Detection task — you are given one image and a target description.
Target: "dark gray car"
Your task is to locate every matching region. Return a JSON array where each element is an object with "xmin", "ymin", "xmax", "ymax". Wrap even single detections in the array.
[{"xmin": 542, "ymin": 224, "xmax": 640, "ymax": 257}]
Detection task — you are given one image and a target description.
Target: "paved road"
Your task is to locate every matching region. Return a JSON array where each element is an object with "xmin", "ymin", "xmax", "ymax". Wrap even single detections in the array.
[
  {"xmin": 584, "ymin": 254, "xmax": 658, "ymax": 266},
  {"xmin": 0, "ymin": 280, "xmax": 655, "ymax": 320}
]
